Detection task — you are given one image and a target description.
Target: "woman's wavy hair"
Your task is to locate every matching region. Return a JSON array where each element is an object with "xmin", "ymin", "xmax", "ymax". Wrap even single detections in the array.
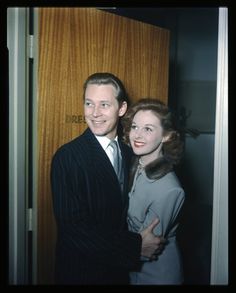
[{"xmin": 122, "ymin": 98, "xmax": 184, "ymax": 181}]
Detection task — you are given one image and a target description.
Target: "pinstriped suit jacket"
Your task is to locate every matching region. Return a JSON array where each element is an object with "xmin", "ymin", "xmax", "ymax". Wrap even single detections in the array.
[{"xmin": 51, "ymin": 128, "xmax": 142, "ymax": 284}]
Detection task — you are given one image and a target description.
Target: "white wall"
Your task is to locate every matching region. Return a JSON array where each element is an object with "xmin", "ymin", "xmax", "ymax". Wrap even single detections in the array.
[{"xmin": 211, "ymin": 7, "xmax": 228, "ymax": 285}]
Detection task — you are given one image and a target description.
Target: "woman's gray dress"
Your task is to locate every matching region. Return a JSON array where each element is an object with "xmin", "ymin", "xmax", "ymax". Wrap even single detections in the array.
[{"xmin": 128, "ymin": 168, "xmax": 185, "ymax": 285}]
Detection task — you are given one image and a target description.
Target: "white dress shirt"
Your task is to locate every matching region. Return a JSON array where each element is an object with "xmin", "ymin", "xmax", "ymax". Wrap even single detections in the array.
[{"xmin": 95, "ymin": 135, "xmax": 119, "ymax": 167}]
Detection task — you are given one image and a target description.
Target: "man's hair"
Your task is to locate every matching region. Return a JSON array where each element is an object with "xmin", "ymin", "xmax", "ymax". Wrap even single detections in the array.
[{"xmin": 83, "ymin": 72, "xmax": 130, "ymax": 106}]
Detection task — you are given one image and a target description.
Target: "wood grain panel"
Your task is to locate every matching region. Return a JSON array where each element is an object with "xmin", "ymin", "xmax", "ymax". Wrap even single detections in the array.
[{"xmin": 37, "ymin": 7, "xmax": 169, "ymax": 284}]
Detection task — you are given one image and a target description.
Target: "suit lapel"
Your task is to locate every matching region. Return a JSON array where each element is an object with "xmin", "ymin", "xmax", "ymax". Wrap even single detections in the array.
[
  {"xmin": 82, "ymin": 129, "xmax": 131, "ymax": 205},
  {"xmin": 82, "ymin": 128, "xmax": 120, "ymax": 185}
]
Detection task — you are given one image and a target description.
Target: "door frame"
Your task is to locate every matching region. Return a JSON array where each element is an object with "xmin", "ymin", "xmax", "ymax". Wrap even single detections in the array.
[
  {"xmin": 210, "ymin": 7, "xmax": 228, "ymax": 285},
  {"xmin": 7, "ymin": 7, "xmax": 38, "ymax": 284},
  {"xmin": 7, "ymin": 7, "xmax": 228, "ymax": 285}
]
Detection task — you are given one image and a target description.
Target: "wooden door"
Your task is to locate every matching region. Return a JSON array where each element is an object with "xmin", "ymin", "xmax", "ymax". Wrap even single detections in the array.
[{"xmin": 37, "ymin": 7, "xmax": 169, "ymax": 284}]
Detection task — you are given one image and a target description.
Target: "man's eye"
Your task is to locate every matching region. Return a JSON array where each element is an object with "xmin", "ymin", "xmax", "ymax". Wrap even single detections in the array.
[
  {"xmin": 101, "ymin": 103, "xmax": 110, "ymax": 108},
  {"xmin": 85, "ymin": 101, "xmax": 93, "ymax": 107}
]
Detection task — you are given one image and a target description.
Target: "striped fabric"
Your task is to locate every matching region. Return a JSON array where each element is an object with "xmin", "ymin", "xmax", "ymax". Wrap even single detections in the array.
[{"xmin": 51, "ymin": 128, "xmax": 142, "ymax": 284}]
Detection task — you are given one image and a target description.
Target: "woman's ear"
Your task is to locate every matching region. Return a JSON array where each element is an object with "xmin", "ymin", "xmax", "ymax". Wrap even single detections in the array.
[{"xmin": 162, "ymin": 133, "xmax": 172, "ymax": 143}]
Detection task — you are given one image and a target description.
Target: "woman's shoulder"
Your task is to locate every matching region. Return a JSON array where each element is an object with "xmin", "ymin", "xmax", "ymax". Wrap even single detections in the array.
[
  {"xmin": 153, "ymin": 172, "xmax": 184, "ymax": 194},
  {"xmin": 164, "ymin": 171, "xmax": 181, "ymax": 183}
]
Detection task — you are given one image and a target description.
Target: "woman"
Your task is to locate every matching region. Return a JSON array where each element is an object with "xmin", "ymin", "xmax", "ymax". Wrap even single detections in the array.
[{"xmin": 122, "ymin": 98, "xmax": 185, "ymax": 285}]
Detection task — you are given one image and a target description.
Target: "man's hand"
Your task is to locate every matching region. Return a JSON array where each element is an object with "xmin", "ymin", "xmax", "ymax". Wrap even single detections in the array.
[{"xmin": 140, "ymin": 218, "xmax": 165, "ymax": 259}]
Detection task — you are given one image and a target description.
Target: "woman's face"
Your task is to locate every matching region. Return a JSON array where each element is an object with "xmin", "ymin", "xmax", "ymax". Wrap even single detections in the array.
[{"xmin": 129, "ymin": 110, "xmax": 165, "ymax": 163}]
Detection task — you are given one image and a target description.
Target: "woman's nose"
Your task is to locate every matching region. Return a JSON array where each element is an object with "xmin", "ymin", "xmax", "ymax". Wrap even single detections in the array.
[{"xmin": 134, "ymin": 128, "xmax": 143, "ymax": 138}]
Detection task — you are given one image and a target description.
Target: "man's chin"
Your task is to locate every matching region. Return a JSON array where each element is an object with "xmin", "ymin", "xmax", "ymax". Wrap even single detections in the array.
[{"xmin": 92, "ymin": 129, "xmax": 107, "ymax": 137}]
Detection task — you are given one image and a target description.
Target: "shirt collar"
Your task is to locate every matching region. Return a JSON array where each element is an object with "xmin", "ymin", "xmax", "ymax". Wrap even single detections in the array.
[{"xmin": 95, "ymin": 135, "xmax": 118, "ymax": 151}]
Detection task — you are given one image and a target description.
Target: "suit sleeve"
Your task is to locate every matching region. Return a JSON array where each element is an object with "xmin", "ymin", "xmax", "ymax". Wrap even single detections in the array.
[{"xmin": 51, "ymin": 147, "xmax": 141, "ymax": 269}]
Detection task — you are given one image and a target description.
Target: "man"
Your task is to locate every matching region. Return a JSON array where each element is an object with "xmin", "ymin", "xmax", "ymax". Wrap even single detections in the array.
[{"xmin": 51, "ymin": 72, "xmax": 164, "ymax": 284}]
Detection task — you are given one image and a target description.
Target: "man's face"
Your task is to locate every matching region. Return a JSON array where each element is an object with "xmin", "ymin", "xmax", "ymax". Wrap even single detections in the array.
[{"xmin": 84, "ymin": 84, "xmax": 127, "ymax": 139}]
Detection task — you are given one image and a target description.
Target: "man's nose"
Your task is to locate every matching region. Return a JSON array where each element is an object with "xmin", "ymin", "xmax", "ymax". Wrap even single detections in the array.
[{"xmin": 92, "ymin": 106, "xmax": 101, "ymax": 117}]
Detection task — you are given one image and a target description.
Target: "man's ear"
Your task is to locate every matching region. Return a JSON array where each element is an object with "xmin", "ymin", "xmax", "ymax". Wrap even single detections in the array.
[{"xmin": 118, "ymin": 101, "xmax": 128, "ymax": 117}]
